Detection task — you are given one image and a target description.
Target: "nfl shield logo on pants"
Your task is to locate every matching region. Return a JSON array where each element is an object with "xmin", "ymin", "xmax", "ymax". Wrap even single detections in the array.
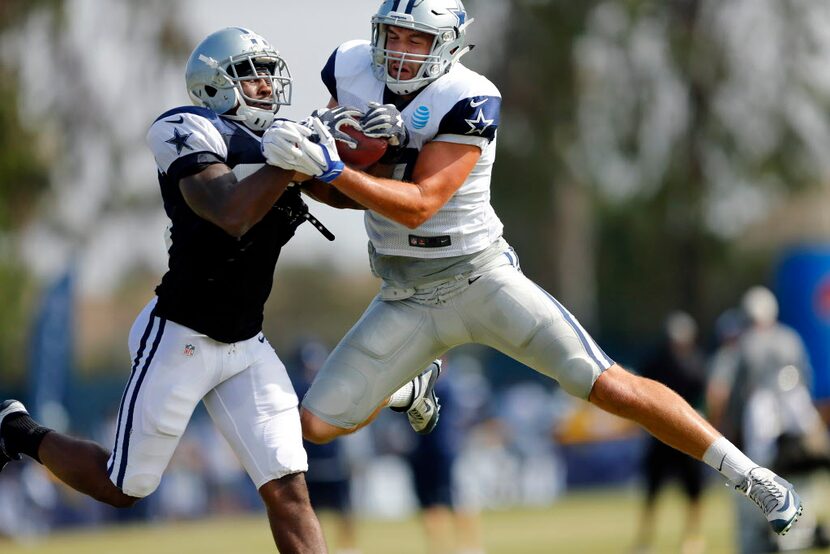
[{"xmin": 183, "ymin": 344, "xmax": 195, "ymax": 357}]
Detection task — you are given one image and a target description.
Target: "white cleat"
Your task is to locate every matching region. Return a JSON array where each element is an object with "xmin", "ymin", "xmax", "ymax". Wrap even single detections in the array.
[
  {"xmin": 406, "ymin": 360, "xmax": 441, "ymax": 435},
  {"xmin": 736, "ymin": 466, "xmax": 803, "ymax": 535}
]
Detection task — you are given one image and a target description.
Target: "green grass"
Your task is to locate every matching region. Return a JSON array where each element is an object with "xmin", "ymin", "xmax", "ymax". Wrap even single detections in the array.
[{"xmin": 0, "ymin": 486, "xmax": 823, "ymax": 553}]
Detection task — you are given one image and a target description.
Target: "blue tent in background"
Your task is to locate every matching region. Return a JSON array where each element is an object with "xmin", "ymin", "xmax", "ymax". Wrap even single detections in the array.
[
  {"xmin": 27, "ymin": 269, "xmax": 75, "ymax": 425},
  {"xmin": 776, "ymin": 246, "xmax": 830, "ymax": 402}
]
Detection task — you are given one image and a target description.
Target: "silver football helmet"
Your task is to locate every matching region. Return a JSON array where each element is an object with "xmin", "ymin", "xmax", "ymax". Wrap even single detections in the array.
[
  {"xmin": 185, "ymin": 27, "xmax": 292, "ymax": 132},
  {"xmin": 371, "ymin": 0, "xmax": 473, "ymax": 95}
]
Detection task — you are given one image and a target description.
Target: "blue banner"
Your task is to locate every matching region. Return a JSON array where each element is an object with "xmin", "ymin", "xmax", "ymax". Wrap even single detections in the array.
[{"xmin": 27, "ymin": 269, "xmax": 75, "ymax": 421}]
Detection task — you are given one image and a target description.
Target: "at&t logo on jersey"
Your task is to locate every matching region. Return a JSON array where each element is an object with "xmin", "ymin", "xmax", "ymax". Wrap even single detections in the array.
[{"xmin": 412, "ymin": 105, "xmax": 430, "ymax": 129}]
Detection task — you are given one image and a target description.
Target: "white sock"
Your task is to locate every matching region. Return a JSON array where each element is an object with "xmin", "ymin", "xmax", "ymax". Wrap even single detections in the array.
[
  {"xmin": 388, "ymin": 381, "xmax": 414, "ymax": 409},
  {"xmin": 702, "ymin": 436, "xmax": 757, "ymax": 485}
]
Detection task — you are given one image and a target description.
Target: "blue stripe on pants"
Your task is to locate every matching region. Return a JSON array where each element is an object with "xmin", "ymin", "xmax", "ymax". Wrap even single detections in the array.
[
  {"xmin": 113, "ymin": 317, "xmax": 167, "ymax": 489},
  {"xmin": 107, "ymin": 310, "xmax": 157, "ymax": 476}
]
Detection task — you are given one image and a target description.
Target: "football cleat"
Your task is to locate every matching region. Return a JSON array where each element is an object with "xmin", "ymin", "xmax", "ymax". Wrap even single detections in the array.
[
  {"xmin": 406, "ymin": 360, "xmax": 442, "ymax": 435},
  {"xmin": 736, "ymin": 466, "xmax": 803, "ymax": 535},
  {"xmin": 0, "ymin": 400, "xmax": 27, "ymax": 472}
]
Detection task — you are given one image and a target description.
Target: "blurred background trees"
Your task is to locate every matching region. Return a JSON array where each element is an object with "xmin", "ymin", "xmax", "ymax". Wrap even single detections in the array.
[
  {"xmin": 474, "ymin": 0, "xmax": 830, "ymax": 361},
  {"xmin": 0, "ymin": 0, "xmax": 57, "ymax": 379}
]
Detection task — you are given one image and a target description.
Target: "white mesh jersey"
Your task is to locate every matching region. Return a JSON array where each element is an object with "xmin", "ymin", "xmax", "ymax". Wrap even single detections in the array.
[{"xmin": 322, "ymin": 40, "xmax": 504, "ymax": 258}]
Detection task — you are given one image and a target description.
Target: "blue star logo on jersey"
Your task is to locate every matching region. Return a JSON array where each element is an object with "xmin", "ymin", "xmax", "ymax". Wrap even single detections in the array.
[
  {"xmin": 464, "ymin": 109, "xmax": 493, "ymax": 135},
  {"xmin": 165, "ymin": 127, "xmax": 194, "ymax": 155}
]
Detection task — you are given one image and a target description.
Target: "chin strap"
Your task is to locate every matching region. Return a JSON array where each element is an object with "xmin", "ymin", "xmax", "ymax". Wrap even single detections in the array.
[
  {"xmin": 233, "ymin": 105, "xmax": 275, "ymax": 132},
  {"xmin": 303, "ymin": 212, "xmax": 335, "ymax": 241}
]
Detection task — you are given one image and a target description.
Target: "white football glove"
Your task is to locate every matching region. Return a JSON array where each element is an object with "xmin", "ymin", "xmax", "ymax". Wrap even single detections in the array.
[
  {"xmin": 260, "ymin": 118, "xmax": 345, "ymax": 183},
  {"xmin": 261, "ymin": 119, "xmax": 320, "ymax": 176},
  {"xmin": 360, "ymin": 101, "xmax": 408, "ymax": 146}
]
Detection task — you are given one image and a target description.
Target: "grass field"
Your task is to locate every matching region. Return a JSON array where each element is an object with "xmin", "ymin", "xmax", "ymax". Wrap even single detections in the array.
[{"xmin": 0, "ymin": 485, "xmax": 824, "ymax": 554}]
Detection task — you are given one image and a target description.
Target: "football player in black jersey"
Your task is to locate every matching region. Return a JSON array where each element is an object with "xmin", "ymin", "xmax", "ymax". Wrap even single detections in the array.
[{"xmin": 0, "ymin": 28, "xmax": 330, "ymax": 553}]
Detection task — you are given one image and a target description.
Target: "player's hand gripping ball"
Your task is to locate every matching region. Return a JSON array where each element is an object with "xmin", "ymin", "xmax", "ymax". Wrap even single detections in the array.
[{"xmin": 312, "ymin": 106, "xmax": 388, "ymax": 170}]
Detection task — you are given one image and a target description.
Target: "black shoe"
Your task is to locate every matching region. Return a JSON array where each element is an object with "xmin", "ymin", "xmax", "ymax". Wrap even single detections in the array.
[{"xmin": 0, "ymin": 400, "xmax": 28, "ymax": 472}]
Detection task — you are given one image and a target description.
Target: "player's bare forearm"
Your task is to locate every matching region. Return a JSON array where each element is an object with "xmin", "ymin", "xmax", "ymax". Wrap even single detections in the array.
[
  {"xmin": 329, "ymin": 167, "xmax": 432, "ymax": 228},
  {"xmin": 180, "ymin": 164, "xmax": 295, "ymax": 237},
  {"xmin": 328, "ymin": 141, "xmax": 480, "ymax": 229},
  {"xmin": 300, "ymin": 180, "xmax": 366, "ymax": 210}
]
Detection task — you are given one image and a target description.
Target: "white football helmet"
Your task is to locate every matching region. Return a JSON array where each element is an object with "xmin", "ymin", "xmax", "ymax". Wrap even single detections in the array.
[
  {"xmin": 185, "ymin": 27, "xmax": 292, "ymax": 132},
  {"xmin": 371, "ymin": 0, "xmax": 473, "ymax": 95}
]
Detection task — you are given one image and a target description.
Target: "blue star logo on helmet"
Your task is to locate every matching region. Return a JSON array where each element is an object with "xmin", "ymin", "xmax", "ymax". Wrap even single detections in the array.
[
  {"xmin": 449, "ymin": 8, "xmax": 466, "ymax": 26},
  {"xmin": 165, "ymin": 127, "xmax": 194, "ymax": 155},
  {"xmin": 412, "ymin": 105, "xmax": 430, "ymax": 129}
]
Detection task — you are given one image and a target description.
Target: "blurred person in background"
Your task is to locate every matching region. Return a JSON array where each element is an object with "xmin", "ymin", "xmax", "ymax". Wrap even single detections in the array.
[
  {"xmin": 405, "ymin": 368, "xmax": 484, "ymax": 554},
  {"xmin": 292, "ymin": 340, "xmax": 362, "ymax": 554},
  {"xmin": 0, "ymin": 26, "xmax": 338, "ymax": 552},
  {"xmin": 262, "ymin": 0, "xmax": 803, "ymax": 540},
  {"xmin": 708, "ymin": 286, "xmax": 830, "ymax": 553},
  {"xmin": 633, "ymin": 311, "xmax": 707, "ymax": 554},
  {"xmin": 706, "ymin": 308, "xmax": 747, "ymax": 437}
]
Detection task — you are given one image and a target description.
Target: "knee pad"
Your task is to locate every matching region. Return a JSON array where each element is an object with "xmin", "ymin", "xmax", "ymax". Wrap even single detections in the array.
[
  {"xmin": 119, "ymin": 472, "xmax": 160, "ymax": 499},
  {"xmin": 302, "ymin": 363, "xmax": 371, "ymax": 427},
  {"xmin": 557, "ymin": 356, "xmax": 603, "ymax": 399}
]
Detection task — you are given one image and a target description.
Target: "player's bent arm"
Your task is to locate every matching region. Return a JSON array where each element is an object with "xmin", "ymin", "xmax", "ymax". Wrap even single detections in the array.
[
  {"xmin": 329, "ymin": 140, "xmax": 480, "ymax": 229},
  {"xmin": 179, "ymin": 163, "xmax": 295, "ymax": 238}
]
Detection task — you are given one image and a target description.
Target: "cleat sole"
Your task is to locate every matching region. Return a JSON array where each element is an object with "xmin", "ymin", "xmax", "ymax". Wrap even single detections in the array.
[{"xmin": 779, "ymin": 504, "xmax": 803, "ymax": 536}]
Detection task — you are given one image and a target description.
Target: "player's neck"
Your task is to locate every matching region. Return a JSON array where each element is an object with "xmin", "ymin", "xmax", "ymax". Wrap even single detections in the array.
[{"xmin": 383, "ymin": 86, "xmax": 417, "ymax": 111}]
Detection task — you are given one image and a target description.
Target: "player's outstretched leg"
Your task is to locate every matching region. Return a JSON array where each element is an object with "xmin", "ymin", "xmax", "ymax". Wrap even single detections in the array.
[
  {"xmin": 389, "ymin": 359, "xmax": 442, "ymax": 434},
  {"xmin": 588, "ymin": 365, "xmax": 802, "ymax": 536},
  {"xmin": 1, "ymin": 398, "xmax": 137, "ymax": 508}
]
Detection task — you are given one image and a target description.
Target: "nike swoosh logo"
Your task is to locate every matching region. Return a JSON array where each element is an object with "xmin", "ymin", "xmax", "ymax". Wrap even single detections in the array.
[
  {"xmin": 257, "ymin": 335, "xmax": 266, "ymax": 343},
  {"xmin": 469, "ymin": 98, "xmax": 487, "ymax": 108},
  {"xmin": 717, "ymin": 453, "xmax": 727, "ymax": 472},
  {"xmin": 165, "ymin": 116, "xmax": 184, "ymax": 124},
  {"xmin": 468, "ymin": 275, "xmax": 482, "ymax": 285},
  {"xmin": 777, "ymin": 491, "xmax": 792, "ymax": 513}
]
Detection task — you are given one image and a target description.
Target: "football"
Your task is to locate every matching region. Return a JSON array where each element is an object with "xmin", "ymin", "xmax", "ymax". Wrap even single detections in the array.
[{"xmin": 335, "ymin": 125, "xmax": 388, "ymax": 170}]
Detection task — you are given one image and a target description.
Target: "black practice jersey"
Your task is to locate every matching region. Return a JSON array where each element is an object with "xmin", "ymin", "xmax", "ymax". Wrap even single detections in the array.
[{"xmin": 146, "ymin": 106, "xmax": 308, "ymax": 343}]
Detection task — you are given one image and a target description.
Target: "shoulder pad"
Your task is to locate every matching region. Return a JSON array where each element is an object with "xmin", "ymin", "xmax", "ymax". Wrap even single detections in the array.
[{"xmin": 146, "ymin": 107, "xmax": 228, "ymax": 173}]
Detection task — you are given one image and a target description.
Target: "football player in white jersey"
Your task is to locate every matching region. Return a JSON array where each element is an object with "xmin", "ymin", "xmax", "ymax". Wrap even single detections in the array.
[
  {"xmin": 263, "ymin": 0, "xmax": 802, "ymax": 538},
  {"xmin": 0, "ymin": 28, "xmax": 332, "ymax": 552}
]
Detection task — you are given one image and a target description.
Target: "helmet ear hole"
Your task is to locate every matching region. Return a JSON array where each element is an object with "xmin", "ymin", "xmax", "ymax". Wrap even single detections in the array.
[{"xmin": 205, "ymin": 85, "xmax": 217, "ymax": 97}]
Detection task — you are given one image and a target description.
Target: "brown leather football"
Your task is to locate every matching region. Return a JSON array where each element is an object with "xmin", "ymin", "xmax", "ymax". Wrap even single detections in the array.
[{"xmin": 335, "ymin": 125, "xmax": 388, "ymax": 169}]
